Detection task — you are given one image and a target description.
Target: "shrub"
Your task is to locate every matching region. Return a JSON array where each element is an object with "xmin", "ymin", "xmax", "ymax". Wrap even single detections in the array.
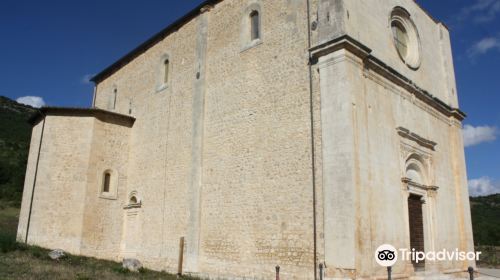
[
  {"xmin": 112, "ymin": 266, "xmax": 130, "ymax": 274},
  {"xmin": 0, "ymin": 231, "xmax": 18, "ymax": 253},
  {"xmin": 29, "ymin": 245, "xmax": 48, "ymax": 259}
]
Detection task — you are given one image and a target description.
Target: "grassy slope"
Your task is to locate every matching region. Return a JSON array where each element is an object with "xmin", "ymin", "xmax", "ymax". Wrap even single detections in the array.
[
  {"xmin": 0, "ymin": 249, "xmax": 198, "ymax": 280},
  {"xmin": 0, "ymin": 206, "xmax": 198, "ymax": 279}
]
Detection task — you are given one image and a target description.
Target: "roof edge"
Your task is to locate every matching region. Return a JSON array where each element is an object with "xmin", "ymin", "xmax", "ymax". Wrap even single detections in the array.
[
  {"xmin": 29, "ymin": 107, "xmax": 136, "ymax": 127},
  {"xmin": 91, "ymin": 0, "xmax": 448, "ymax": 84},
  {"xmin": 90, "ymin": 0, "xmax": 221, "ymax": 84}
]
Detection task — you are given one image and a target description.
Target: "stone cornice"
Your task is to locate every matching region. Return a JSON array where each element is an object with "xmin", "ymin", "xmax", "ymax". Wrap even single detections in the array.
[
  {"xmin": 29, "ymin": 107, "xmax": 136, "ymax": 128},
  {"xmin": 402, "ymin": 177, "xmax": 439, "ymax": 192},
  {"xmin": 397, "ymin": 127, "xmax": 437, "ymax": 150},
  {"xmin": 310, "ymin": 35, "xmax": 466, "ymax": 122},
  {"xmin": 310, "ymin": 35, "xmax": 371, "ymax": 62}
]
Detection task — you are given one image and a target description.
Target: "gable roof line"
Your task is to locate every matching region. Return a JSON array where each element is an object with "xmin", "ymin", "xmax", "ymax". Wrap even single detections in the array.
[
  {"xmin": 90, "ymin": 0, "xmax": 220, "ymax": 84},
  {"xmin": 90, "ymin": 0, "xmax": 447, "ymax": 84}
]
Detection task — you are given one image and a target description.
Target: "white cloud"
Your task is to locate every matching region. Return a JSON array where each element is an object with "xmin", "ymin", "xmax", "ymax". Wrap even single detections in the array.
[
  {"xmin": 457, "ymin": 0, "xmax": 500, "ymax": 23},
  {"xmin": 468, "ymin": 37, "xmax": 500, "ymax": 57},
  {"xmin": 81, "ymin": 73, "xmax": 95, "ymax": 85},
  {"xmin": 468, "ymin": 177, "xmax": 500, "ymax": 196},
  {"xmin": 16, "ymin": 96, "xmax": 46, "ymax": 108},
  {"xmin": 463, "ymin": 125, "xmax": 497, "ymax": 147},
  {"xmin": 475, "ymin": 0, "xmax": 500, "ymax": 22},
  {"xmin": 468, "ymin": 0, "xmax": 496, "ymax": 12}
]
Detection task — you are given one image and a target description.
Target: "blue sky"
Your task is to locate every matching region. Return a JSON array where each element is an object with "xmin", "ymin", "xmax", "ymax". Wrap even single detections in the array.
[{"xmin": 0, "ymin": 0, "xmax": 498, "ymax": 196}]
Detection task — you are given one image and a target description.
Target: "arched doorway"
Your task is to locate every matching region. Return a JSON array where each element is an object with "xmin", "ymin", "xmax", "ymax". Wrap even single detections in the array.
[{"xmin": 402, "ymin": 155, "xmax": 437, "ymax": 272}]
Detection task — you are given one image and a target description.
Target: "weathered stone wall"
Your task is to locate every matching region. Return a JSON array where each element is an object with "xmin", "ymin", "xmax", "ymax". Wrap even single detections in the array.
[
  {"xmin": 312, "ymin": 1, "xmax": 472, "ymax": 278},
  {"xmin": 317, "ymin": 48, "xmax": 473, "ymax": 279},
  {"xmin": 354, "ymin": 67, "xmax": 472, "ymax": 277},
  {"xmin": 199, "ymin": 0, "xmax": 315, "ymax": 279},
  {"xmin": 342, "ymin": 0, "xmax": 459, "ymax": 107},
  {"xmin": 17, "ymin": 120, "xmax": 43, "ymax": 242},
  {"xmin": 17, "ymin": 116, "xmax": 95, "ymax": 254},
  {"xmin": 92, "ymin": 0, "xmax": 318, "ymax": 278},
  {"xmin": 79, "ymin": 117, "xmax": 132, "ymax": 260},
  {"xmin": 94, "ymin": 6, "xmax": 199, "ymax": 272}
]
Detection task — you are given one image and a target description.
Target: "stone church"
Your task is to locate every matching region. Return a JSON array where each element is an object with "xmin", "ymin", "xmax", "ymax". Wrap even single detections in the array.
[{"xmin": 17, "ymin": 0, "xmax": 475, "ymax": 279}]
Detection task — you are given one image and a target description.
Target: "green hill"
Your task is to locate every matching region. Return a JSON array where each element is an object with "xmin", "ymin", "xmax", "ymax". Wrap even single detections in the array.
[
  {"xmin": 470, "ymin": 194, "xmax": 500, "ymax": 246},
  {"xmin": 0, "ymin": 96, "xmax": 35, "ymax": 205}
]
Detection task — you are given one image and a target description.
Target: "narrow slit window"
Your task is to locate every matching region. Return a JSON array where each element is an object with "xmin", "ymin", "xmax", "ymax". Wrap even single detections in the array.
[
  {"xmin": 250, "ymin": 11, "xmax": 260, "ymax": 41},
  {"xmin": 113, "ymin": 89, "xmax": 117, "ymax": 109},
  {"xmin": 111, "ymin": 88, "xmax": 117, "ymax": 110},
  {"xmin": 103, "ymin": 172, "xmax": 111, "ymax": 193},
  {"xmin": 163, "ymin": 59, "xmax": 170, "ymax": 84}
]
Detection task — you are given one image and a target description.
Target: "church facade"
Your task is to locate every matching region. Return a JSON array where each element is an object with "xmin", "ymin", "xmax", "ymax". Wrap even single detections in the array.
[{"xmin": 17, "ymin": 0, "xmax": 475, "ymax": 279}]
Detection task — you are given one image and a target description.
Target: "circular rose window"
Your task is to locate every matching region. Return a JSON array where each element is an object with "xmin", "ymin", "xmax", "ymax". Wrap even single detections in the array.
[{"xmin": 390, "ymin": 7, "xmax": 421, "ymax": 69}]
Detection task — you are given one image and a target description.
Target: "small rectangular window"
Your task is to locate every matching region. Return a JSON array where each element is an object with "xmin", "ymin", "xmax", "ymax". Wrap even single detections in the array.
[
  {"xmin": 250, "ymin": 11, "xmax": 260, "ymax": 41},
  {"xmin": 103, "ymin": 173, "xmax": 111, "ymax": 193}
]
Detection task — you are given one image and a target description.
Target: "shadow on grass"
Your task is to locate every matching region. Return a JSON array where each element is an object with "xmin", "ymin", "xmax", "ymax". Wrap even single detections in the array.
[
  {"xmin": 0, "ymin": 206, "xmax": 201, "ymax": 280},
  {"xmin": 0, "ymin": 239, "xmax": 202, "ymax": 279}
]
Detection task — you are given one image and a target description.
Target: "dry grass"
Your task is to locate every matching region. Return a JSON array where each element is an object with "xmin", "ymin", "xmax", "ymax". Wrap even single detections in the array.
[
  {"xmin": 0, "ymin": 249, "xmax": 196, "ymax": 280},
  {"xmin": 0, "ymin": 204, "xmax": 199, "ymax": 280}
]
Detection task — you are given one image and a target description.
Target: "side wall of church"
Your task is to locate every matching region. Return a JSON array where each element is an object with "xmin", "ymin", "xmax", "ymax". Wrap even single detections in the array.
[
  {"xmin": 92, "ymin": 0, "xmax": 319, "ymax": 278},
  {"xmin": 94, "ymin": 7, "xmax": 199, "ymax": 272},
  {"xmin": 199, "ymin": 0, "xmax": 315, "ymax": 278}
]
